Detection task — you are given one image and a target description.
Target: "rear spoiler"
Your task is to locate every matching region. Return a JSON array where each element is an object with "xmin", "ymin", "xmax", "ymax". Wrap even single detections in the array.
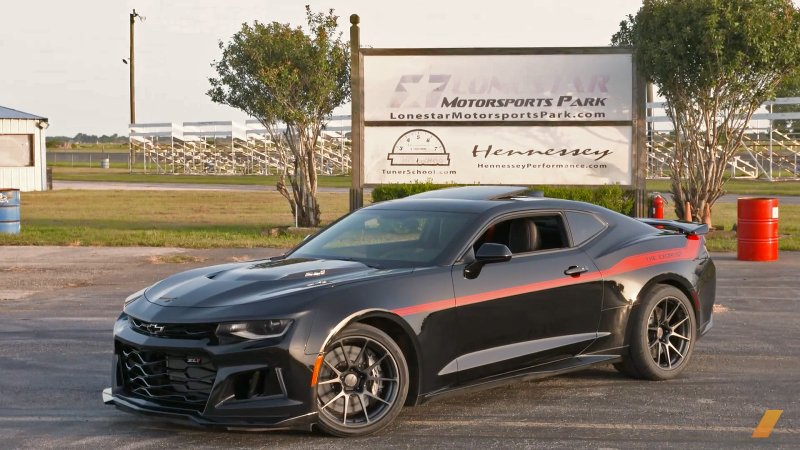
[{"xmin": 637, "ymin": 218, "xmax": 709, "ymax": 236}]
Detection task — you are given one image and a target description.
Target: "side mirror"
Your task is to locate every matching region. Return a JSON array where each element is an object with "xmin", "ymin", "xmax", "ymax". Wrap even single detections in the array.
[
  {"xmin": 475, "ymin": 243, "xmax": 513, "ymax": 263},
  {"xmin": 464, "ymin": 243, "xmax": 512, "ymax": 279}
]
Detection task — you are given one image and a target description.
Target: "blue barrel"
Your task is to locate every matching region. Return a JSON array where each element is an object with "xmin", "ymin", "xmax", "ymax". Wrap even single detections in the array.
[{"xmin": 0, "ymin": 188, "xmax": 20, "ymax": 234}]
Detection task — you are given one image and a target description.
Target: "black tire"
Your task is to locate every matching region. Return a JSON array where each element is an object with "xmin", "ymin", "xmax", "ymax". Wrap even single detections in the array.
[
  {"xmin": 615, "ymin": 284, "xmax": 696, "ymax": 380},
  {"xmin": 315, "ymin": 323, "xmax": 409, "ymax": 437}
]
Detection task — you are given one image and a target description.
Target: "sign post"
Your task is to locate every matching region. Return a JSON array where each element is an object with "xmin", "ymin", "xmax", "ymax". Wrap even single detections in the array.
[
  {"xmin": 349, "ymin": 14, "xmax": 364, "ymax": 211},
  {"xmin": 633, "ymin": 59, "xmax": 648, "ymax": 217}
]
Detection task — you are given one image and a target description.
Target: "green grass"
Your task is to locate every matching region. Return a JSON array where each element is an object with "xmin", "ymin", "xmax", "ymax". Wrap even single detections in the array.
[
  {"xmin": 2, "ymin": 189, "xmax": 797, "ymax": 251},
  {"xmin": 656, "ymin": 202, "xmax": 800, "ymax": 252},
  {"xmin": 51, "ymin": 167, "xmax": 353, "ymax": 188},
  {"xmin": 0, "ymin": 190, "xmax": 350, "ymax": 248},
  {"xmin": 49, "ymin": 162, "xmax": 137, "ymax": 170},
  {"xmin": 647, "ymin": 178, "xmax": 800, "ymax": 250},
  {"xmin": 647, "ymin": 178, "xmax": 800, "ymax": 196},
  {"xmin": 53, "ymin": 168, "xmax": 800, "ymax": 195}
]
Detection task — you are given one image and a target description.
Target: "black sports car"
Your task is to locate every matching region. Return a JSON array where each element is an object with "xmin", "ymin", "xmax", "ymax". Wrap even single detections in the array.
[{"xmin": 104, "ymin": 186, "xmax": 715, "ymax": 436}]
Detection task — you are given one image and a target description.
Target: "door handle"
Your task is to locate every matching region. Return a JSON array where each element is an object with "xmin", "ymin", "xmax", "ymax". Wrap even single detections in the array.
[{"xmin": 564, "ymin": 265, "xmax": 589, "ymax": 276}]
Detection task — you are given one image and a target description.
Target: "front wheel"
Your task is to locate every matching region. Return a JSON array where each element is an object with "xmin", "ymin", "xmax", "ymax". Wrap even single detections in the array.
[
  {"xmin": 615, "ymin": 285, "xmax": 696, "ymax": 380},
  {"xmin": 315, "ymin": 323, "xmax": 409, "ymax": 437}
]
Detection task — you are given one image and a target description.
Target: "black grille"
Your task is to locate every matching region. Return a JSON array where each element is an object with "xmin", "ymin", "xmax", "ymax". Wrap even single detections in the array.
[
  {"xmin": 129, "ymin": 317, "xmax": 217, "ymax": 340},
  {"xmin": 119, "ymin": 344, "xmax": 216, "ymax": 411}
]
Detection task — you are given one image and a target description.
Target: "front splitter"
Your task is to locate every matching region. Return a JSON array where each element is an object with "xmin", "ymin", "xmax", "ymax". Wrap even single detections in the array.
[{"xmin": 102, "ymin": 388, "xmax": 316, "ymax": 432}]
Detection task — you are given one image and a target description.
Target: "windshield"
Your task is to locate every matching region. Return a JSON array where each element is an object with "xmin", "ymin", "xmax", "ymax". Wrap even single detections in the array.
[{"xmin": 290, "ymin": 209, "xmax": 477, "ymax": 267}]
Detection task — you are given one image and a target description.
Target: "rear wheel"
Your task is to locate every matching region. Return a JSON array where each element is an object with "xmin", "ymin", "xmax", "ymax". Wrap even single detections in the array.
[
  {"xmin": 615, "ymin": 285, "xmax": 696, "ymax": 380},
  {"xmin": 315, "ymin": 323, "xmax": 409, "ymax": 437}
]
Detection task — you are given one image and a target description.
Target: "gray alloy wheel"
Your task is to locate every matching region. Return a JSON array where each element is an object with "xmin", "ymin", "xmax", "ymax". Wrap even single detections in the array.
[
  {"xmin": 614, "ymin": 284, "xmax": 696, "ymax": 380},
  {"xmin": 315, "ymin": 323, "xmax": 409, "ymax": 437}
]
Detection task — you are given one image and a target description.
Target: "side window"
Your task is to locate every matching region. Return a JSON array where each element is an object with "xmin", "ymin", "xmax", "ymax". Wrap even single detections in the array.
[
  {"xmin": 474, "ymin": 214, "xmax": 568, "ymax": 255},
  {"xmin": 0, "ymin": 135, "xmax": 34, "ymax": 167},
  {"xmin": 565, "ymin": 211, "xmax": 606, "ymax": 246}
]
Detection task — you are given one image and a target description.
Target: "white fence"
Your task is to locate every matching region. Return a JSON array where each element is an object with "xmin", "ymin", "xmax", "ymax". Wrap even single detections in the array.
[
  {"xmin": 646, "ymin": 97, "xmax": 800, "ymax": 180},
  {"xmin": 129, "ymin": 116, "xmax": 352, "ymax": 175}
]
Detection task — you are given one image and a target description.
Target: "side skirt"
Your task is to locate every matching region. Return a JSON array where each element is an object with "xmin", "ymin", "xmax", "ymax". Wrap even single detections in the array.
[{"xmin": 417, "ymin": 354, "xmax": 622, "ymax": 404}]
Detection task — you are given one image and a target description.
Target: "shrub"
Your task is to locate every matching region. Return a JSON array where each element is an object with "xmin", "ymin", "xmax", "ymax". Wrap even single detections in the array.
[
  {"xmin": 533, "ymin": 185, "xmax": 635, "ymax": 216},
  {"xmin": 370, "ymin": 183, "xmax": 635, "ymax": 215},
  {"xmin": 371, "ymin": 181, "xmax": 455, "ymax": 202}
]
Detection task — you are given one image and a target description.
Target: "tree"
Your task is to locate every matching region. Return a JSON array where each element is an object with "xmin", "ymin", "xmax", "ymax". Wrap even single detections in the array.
[
  {"xmin": 613, "ymin": 0, "xmax": 800, "ymax": 222},
  {"xmin": 208, "ymin": 7, "xmax": 350, "ymax": 227}
]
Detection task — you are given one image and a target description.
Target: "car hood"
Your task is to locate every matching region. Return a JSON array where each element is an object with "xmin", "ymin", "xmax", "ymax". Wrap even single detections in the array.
[{"xmin": 143, "ymin": 257, "xmax": 410, "ymax": 308}]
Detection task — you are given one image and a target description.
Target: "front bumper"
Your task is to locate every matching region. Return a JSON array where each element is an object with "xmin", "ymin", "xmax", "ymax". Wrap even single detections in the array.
[{"xmin": 107, "ymin": 314, "xmax": 318, "ymax": 430}]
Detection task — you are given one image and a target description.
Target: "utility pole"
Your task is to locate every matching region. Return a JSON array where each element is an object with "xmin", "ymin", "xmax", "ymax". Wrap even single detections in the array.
[{"xmin": 129, "ymin": 9, "xmax": 143, "ymax": 125}]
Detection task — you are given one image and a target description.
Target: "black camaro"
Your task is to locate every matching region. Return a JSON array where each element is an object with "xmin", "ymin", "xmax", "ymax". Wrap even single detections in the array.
[{"xmin": 104, "ymin": 186, "xmax": 715, "ymax": 436}]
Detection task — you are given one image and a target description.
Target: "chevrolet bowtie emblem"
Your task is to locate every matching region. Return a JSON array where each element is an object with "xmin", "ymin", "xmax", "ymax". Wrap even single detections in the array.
[{"xmin": 146, "ymin": 323, "xmax": 165, "ymax": 333}]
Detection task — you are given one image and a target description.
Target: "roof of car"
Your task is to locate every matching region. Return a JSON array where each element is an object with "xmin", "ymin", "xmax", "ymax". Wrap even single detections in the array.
[{"xmin": 407, "ymin": 186, "xmax": 529, "ymax": 201}]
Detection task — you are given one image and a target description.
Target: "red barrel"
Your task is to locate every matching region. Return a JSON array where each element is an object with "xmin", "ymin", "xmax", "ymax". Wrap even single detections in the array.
[{"xmin": 737, "ymin": 198, "xmax": 779, "ymax": 261}]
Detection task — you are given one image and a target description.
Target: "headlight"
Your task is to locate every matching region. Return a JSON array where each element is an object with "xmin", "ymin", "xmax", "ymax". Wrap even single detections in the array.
[
  {"xmin": 124, "ymin": 288, "xmax": 146, "ymax": 306},
  {"xmin": 216, "ymin": 319, "xmax": 293, "ymax": 340}
]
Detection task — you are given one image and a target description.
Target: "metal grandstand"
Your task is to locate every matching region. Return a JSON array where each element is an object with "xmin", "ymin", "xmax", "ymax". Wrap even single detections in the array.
[
  {"xmin": 647, "ymin": 97, "xmax": 800, "ymax": 180},
  {"xmin": 129, "ymin": 115, "xmax": 351, "ymax": 175},
  {"xmin": 129, "ymin": 99, "xmax": 800, "ymax": 180}
]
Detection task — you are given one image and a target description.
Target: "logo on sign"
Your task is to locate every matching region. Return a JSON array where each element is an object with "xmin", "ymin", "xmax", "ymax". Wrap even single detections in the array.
[
  {"xmin": 390, "ymin": 73, "xmax": 451, "ymax": 108},
  {"xmin": 388, "ymin": 71, "xmax": 611, "ymax": 110},
  {"xmin": 388, "ymin": 129, "xmax": 450, "ymax": 166}
]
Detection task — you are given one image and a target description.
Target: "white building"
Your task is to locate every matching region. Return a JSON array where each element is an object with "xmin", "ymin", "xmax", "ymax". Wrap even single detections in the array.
[{"xmin": 0, "ymin": 106, "xmax": 48, "ymax": 191}]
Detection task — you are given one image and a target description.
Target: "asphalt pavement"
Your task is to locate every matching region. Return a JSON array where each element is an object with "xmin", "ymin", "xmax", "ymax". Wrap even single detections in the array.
[{"xmin": 0, "ymin": 247, "xmax": 798, "ymax": 448}]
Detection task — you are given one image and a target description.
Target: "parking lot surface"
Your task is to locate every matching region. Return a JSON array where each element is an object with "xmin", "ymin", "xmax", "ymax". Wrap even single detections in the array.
[{"xmin": 0, "ymin": 246, "xmax": 798, "ymax": 448}]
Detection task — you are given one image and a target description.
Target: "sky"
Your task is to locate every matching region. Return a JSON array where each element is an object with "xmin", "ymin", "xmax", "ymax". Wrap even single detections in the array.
[{"xmin": 0, "ymin": 0, "xmax": 644, "ymax": 136}]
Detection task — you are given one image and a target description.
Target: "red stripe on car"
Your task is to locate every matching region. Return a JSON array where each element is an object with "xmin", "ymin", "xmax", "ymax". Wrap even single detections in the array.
[{"xmin": 392, "ymin": 238, "xmax": 702, "ymax": 317}]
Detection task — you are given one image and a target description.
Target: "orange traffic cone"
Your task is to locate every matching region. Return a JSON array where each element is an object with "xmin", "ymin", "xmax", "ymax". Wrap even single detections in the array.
[{"xmin": 702, "ymin": 204, "xmax": 712, "ymax": 229}]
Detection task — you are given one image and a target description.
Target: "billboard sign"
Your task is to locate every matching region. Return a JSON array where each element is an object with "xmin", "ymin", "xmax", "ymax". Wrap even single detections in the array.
[
  {"xmin": 359, "ymin": 49, "xmax": 638, "ymax": 187},
  {"xmin": 363, "ymin": 53, "xmax": 633, "ymax": 123},
  {"xmin": 364, "ymin": 126, "xmax": 632, "ymax": 185},
  {"xmin": 351, "ymin": 45, "xmax": 645, "ymax": 214}
]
